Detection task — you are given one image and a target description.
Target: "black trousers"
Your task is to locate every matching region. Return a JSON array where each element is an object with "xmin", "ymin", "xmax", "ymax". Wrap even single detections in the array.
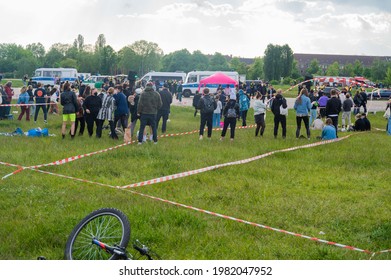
[
  {"xmin": 296, "ymin": 116, "xmax": 310, "ymax": 138},
  {"xmin": 85, "ymin": 112, "xmax": 99, "ymax": 136},
  {"xmin": 221, "ymin": 117, "xmax": 237, "ymax": 139},
  {"xmin": 199, "ymin": 112, "xmax": 213, "ymax": 137},
  {"xmin": 274, "ymin": 115, "xmax": 287, "ymax": 138}
]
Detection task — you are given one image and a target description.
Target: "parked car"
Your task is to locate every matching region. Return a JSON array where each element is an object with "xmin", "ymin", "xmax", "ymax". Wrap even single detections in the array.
[
  {"xmin": 320, "ymin": 87, "xmax": 340, "ymax": 97},
  {"xmin": 367, "ymin": 89, "xmax": 391, "ymax": 99}
]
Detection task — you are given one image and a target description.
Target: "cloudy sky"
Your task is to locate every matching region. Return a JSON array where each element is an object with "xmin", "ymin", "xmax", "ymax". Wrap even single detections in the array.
[{"xmin": 1, "ymin": 0, "xmax": 390, "ymax": 57}]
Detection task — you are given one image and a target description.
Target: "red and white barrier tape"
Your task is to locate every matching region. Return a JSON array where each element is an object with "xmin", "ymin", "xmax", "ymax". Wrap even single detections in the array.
[
  {"xmin": 23, "ymin": 164, "xmax": 391, "ymax": 257},
  {"xmin": 119, "ymin": 136, "xmax": 350, "ymax": 189},
  {"xmin": 20, "ymin": 125, "xmax": 256, "ymax": 171},
  {"xmin": 4, "ymin": 137, "xmax": 389, "ymax": 256},
  {"xmin": 0, "ymin": 102, "xmax": 54, "ymax": 107}
]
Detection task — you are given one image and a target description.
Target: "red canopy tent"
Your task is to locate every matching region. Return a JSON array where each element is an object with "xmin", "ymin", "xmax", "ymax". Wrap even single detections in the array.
[{"xmin": 198, "ymin": 72, "xmax": 238, "ymax": 92}]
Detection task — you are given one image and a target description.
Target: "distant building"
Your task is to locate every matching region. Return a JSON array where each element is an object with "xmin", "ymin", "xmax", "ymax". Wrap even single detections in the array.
[{"xmin": 294, "ymin": 53, "xmax": 391, "ymax": 75}]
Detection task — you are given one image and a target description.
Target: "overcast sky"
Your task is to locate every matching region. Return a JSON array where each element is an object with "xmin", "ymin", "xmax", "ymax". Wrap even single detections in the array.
[{"xmin": 1, "ymin": 0, "xmax": 390, "ymax": 57}]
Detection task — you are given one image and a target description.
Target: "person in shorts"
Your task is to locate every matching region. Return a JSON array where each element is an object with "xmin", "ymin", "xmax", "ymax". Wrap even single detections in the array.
[{"xmin": 60, "ymin": 82, "xmax": 79, "ymax": 139}]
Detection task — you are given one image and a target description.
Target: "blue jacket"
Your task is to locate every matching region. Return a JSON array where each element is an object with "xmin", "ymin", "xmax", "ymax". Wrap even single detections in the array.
[
  {"xmin": 321, "ymin": 125, "xmax": 337, "ymax": 140},
  {"xmin": 17, "ymin": 92, "xmax": 30, "ymax": 104},
  {"xmin": 239, "ymin": 90, "xmax": 250, "ymax": 111},
  {"xmin": 113, "ymin": 92, "xmax": 129, "ymax": 116},
  {"xmin": 294, "ymin": 95, "xmax": 311, "ymax": 116}
]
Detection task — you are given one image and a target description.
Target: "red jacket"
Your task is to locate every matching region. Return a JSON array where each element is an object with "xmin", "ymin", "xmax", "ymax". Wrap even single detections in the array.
[{"xmin": 4, "ymin": 85, "xmax": 13, "ymax": 102}]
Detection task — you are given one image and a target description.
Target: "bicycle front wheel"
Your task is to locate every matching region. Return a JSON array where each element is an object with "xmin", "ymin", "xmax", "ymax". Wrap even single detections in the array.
[{"xmin": 65, "ymin": 208, "xmax": 131, "ymax": 260}]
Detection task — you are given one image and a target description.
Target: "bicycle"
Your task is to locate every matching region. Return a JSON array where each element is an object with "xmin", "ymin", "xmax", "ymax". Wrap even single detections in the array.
[{"xmin": 64, "ymin": 208, "xmax": 159, "ymax": 260}]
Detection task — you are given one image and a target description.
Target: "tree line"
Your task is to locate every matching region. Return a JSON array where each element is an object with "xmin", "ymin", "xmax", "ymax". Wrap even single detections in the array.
[{"xmin": 1, "ymin": 34, "xmax": 390, "ymax": 85}]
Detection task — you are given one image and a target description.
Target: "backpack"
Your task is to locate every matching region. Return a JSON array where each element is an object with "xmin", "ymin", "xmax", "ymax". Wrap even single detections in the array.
[
  {"xmin": 203, "ymin": 96, "xmax": 215, "ymax": 113},
  {"xmin": 226, "ymin": 107, "xmax": 237, "ymax": 118}
]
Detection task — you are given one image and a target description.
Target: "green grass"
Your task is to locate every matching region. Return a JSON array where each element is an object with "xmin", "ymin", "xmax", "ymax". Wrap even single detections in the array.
[{"xmin": 0, "ymin": 105, "xmax": 390, "ymax": 260}]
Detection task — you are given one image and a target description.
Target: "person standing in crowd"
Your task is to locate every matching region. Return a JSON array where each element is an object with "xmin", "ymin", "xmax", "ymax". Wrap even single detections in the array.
[
  {"xmin": 27, "ymin": 85, "xmax": 35, "ymax": 118},
  {"xmin": 137, "ymin": 82, "xmax": 162, "ymax": 144},
  {"xmin": 198, "ymin": 88, "xmax": 217, "ymax": 140},
  {"xmin": 4, "ymin": 81, "xmax": 14, "ymax": 117},
  {"xmin": 386, "ymin": 96, "xmax": 391, "ymax": 135},
  {"xmin": 359, "ymin": 88, "xmax": 368, "ymax": 114},
  {"xmin": 309, "ymin": 89, "xmax": 319, "ymax": 126},
  {"xmin": 34, "ymin": 82, "xmax": 48, "ymax": 123},
  {"xmin": 353, "ymin": 90, "xmax": 362, "ymax": 115},
  {"xmin": 156, "ymin": 83, "xmax": 172, "ymax": 134},
  {"xmin": 0, "ymin": 85, "xmax": 6, "ymax": 119},
  {"xmin": 83, "ymin": 87, "xmax": 102, "ymax": 137},
  {"xmin": 270, "ymin": 89, "xmax": 288, "ymax": 139},
  {"xmin": 128, "ymin": 88, "xmax": 142, "ymax": 138},
  {"xmin": 60, "ymin": 82, "xmax": 79, "ymax": 139},
  {"xmin": 341, "ymin": 93, "xmax": 354, "ymax": 131},
  {"xmin": 318, "ymin": 92, "xmax": 329, "ymax": 119},
  {"xmin": 177, "ymin": 81, "xmax": 183, "ymax": 103},
  {"xmin": 238, "ymin": 87, "xmax": 250, "ymax": 126},
  {"xmin": 213, "ymin": 95, "xmax": 222, "ymax": 128},
  {"xmin": 294, "ymin": 88, "xmax": 312, "ymax": 139},
  {"xmin": 17, "ymin": 86, "xmax": 30, "ymax": 121},
  {"xmin": 220, "ymin": 94, "xmax": 240, "ymax": 141},
  {"xmin": 253, "ymin": 92, "xmax": 267, "ymax": 137},
  {"xmin": 96, "ymin": 87, "xmax": 116, "ymax": 139},
  {"xmin": 325, "ymin": 89, "xmax": 342, "ymax": 137},
  {"xmin": 193, "ymin": 91, "xmax": 201, "ymax": 117},
  {"xmin": 321, "ymin": 118, "xmax": 337, "ymax": 140},
  {"xmin": 113, "ymin": 84, "xmax": 129, "ymax": 132},
  {"xmin": 74, "ymin": 92, "xmax": 85, "ymax": 136}
]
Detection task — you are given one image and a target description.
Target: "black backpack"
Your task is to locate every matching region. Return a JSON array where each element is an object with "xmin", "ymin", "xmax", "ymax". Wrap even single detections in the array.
[
  {"xmin": 226, "ymin": 106, "xmax": 237, "ymax": 118},
  {"xmin": 203, "ymin": 96, "xmax": 215, "ymax": 113}
]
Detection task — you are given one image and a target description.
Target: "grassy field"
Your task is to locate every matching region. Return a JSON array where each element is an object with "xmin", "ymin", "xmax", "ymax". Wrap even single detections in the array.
[{"xmin": 0, "ymin": 104, "xmax": 390, "ymax": 260}]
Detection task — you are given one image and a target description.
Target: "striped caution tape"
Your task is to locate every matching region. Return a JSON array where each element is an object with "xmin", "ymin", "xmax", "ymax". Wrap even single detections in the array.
[
  {"xmin": 23, "ymin": 165, "xmax": 391, "ymax": 257},
  {"xmin": 6, "ymin": 137, "xmax": 389, "ymax": 256},
  {"xmin": 119, "ymin": 136, "xmax": 351, "ymax": 189},
  {"xmin": 19, "ymin": 125, "xmax": 257, "ymax": 171},
  {"xmin": 0, "ymin": 102, "xmax": 55, "ymax": 107}
]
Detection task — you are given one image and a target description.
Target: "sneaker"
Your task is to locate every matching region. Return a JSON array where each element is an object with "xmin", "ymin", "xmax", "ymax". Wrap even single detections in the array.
[
  {"xmin": 137, "ymin": 142, "xmax": 143, "ymax": 145},
  {"xmin": 220, "ymin": 137, "xmax": 224, "ymax": 141},
  {"xmin": 154, "ymin": 141, "xmax": 158, "ymax": 145},
  {"xmin": 199, "ymin": 135, "xmax": 203, "ymax": 140},
  {"xmin": 44, "ymin": 120, "xmax": 47, "ymax": 124}
]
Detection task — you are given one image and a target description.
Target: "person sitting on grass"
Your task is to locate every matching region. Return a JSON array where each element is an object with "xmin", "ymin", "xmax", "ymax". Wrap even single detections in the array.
[
  {"xmin": 321, "ymin": 118, "xmax": 336, "ymax": 140},
  {"xmin": 352, "ymin": 113, "xmax": 366, "ymax": 131},
  {"xmin": 311, "ymin": 115, "xmax": 324, "ymax": 130}
]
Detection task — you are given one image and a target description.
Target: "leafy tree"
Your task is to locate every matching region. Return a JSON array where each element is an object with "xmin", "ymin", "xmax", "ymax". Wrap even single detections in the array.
[
  {"xmin": 191, "ymin": 50, "xmax": 209, "ymax": 71},
  {"xmin": 326, "ymin": 61, "xmax": 340, "ymax": 76},
  {"xmin": 209, "ymin": 52, "xmax": 229, "ymax": 71},
  {"xmin": 263, "ymin": 44, "xmax": 293, "ymax": 81},
  {"xmin": 353, "ymin": 60, "xmax": 364, "ymax": 76},
  {"xmin": 306, "ymin": 59, "xmax": 320, "ymax": 75},
  {"xmin": 129, "ymin": 40, "xmax": 163, "ymax": 75},
  {"xmin": 26, "ymin": 43, "xmax": 45, "ymax": 60},
  {"xmin": 229, "ymin": 57, "xmax": 248, "ymax": 75},
  {"xmin": 97, "ymin": 45, "xmax": 118, "ymax": 75},
  {"xmin": 60, "ymin": 58, "xmax": 78, "ymax": 68},
  {"xmin": 370, "ymin": 59, "xmax": 388, "ymax": 81},
  {"xmin": 118, "ymin": 46, "xmax": 138, "ymax": 75},
  {"xmin": 247, "ymin": 57, "xmax": 264, "ymax": 80},
  {"xmin": 162, "ymin": 49, "xmax": 192, "ymax": 72},
  {"xmin": 44, "ymin": 46, "xmax": 65, "ymax": 67},
  {"xmin": 384, "ymin": 67, "xmax": 391, "ymax": 86},
  {"xmin": 95, "ymin": 34, "xmax": 106, "ymax": 52},
  {"xmin": 340, "ymin": 63, "xmax": 354, "ymax": 77}
]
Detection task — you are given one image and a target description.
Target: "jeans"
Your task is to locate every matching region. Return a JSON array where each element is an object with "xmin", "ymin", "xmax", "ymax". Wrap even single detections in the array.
[
  {"xmin": 240, "ymin": 110, "xmax": 248, "ymax": 126},
  {"xmin": 341, "ymin": 111, "xmax": 351, "ymax": 128},
  {"xmin": 96, "ymin": 119, "xmax": 116, "ymax": 139},
  {"xmin": 213, "ymin": 113, "xmax": 221, "ymax": 128},
  {"xmin": 138, "ymin": 114, "xmax": 158, "ymax": 143},
  {"xmin": 309, "ymin": 109, "xmax": 317, "ymax": 125},
  {"xmin": 255, "ymin": 114, "xmax": 265, "ymax": 136}
]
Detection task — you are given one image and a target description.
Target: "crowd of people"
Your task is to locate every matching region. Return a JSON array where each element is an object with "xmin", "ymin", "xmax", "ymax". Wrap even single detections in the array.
[{"xmin": 1, "ymin": 78, "xmax": 391, "ymax": 142}]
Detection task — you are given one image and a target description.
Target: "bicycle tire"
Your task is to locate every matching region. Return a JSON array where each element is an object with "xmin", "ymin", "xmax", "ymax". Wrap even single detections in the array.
[{"xmin": 64, "ymin": 208, "xmax": 131, "ymax": 260}]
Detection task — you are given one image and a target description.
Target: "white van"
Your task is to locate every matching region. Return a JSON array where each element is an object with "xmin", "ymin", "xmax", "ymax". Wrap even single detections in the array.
[
  {"xmin": 140, "ymin": 72, "xmax": 186, "ymax": 87},
  {"xmin": 32, "ymin": 68, "xmax": 78, "ymax": 87},
  {"xmin": 182, "ymin": 71, "xmax": 239, "ymax": 97}
]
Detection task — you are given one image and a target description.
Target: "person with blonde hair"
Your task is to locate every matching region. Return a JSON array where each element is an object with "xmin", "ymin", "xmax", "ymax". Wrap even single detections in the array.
[
  {"xmin": 294, "ymin": 88, "xmax": 312, "ymax": 139},
  {"xmin": 17, "ymin": 86, "xmax": 30, "ymax": 121}
]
